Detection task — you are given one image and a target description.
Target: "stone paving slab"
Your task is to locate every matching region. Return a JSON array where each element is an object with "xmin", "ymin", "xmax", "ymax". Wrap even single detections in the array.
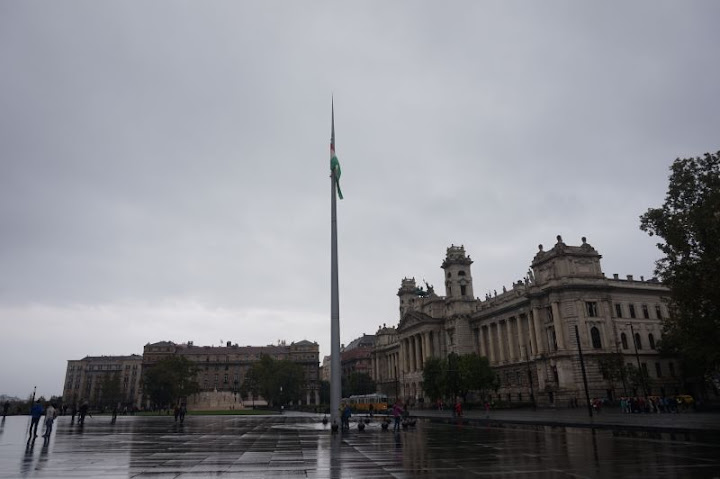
[{"xmin": 1, "ymin": 413, "xmax": 719, "ymax": 478}]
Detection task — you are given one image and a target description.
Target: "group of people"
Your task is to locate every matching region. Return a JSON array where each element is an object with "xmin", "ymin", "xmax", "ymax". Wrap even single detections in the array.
[
  {"xmin": 620, "ymin": 395, "xmax": 689, "ymax": 414},
  {"xmin": 28, "ymin": 400, "xmax": 57, "ymax": 439},
  {"xmin": 173, "ymin": 404, "xmax": 188, "ymax": 423}
]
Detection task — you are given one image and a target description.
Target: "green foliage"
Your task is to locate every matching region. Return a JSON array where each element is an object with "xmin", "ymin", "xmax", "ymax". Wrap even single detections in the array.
[
  {"xmin": 640, "ymin": 152, "xmax": 720, "ymax": 389},
  {"xmin": 458, "ymin": 353, "xmax": 498, "ymax": 400},
  {"xmin": 342, "ymin": 372, "xmax": 376, "ymax": 397},
  {"xmin": 99, "ymin": 372, "xmax": 122, "ymax": 408},
  {"xmin": 242, "ymin": 355, "xmax": 305, "ymax": 407},
  {"xmin": 598, "ymin": 353, "xmax": 631, "ymax": 395},
  {"xmin": 143, "ymin": 356, "xmax": 200, "ymax": 408},
  {"xmin": 422, "ymin": 353, "xmax": 498, "ymax": 402},
  {"xmin": 422, "ymin": 357, "xmax": 445, "ymax": 401},
  {"xmin": 625, "ymin": 364, "xmax": 654, "ymax": 395}
]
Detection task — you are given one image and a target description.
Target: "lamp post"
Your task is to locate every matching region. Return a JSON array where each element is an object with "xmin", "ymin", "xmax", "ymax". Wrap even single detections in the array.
[
  {"xmin": 574, "ymin": 325, "xmax": 593, "ymax": 418},
  {"xmin": 627, "ymin": 323, "xmax": 647, "ymax": 397}
]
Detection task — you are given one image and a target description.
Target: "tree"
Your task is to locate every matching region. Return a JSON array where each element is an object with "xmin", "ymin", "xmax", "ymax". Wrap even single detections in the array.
[
  {"xmin": 342, "ymin": 372, "xmax": 376, "ymax": 397},
  {"xmin": 445, "ymin": 352, "xmax": 462, "ymax": 401},
  {"xmin": 422, "ymin": 357, "xmax": 445, "ymax": 402},
  {"xmin": 143, "ymin": 356, "xmax": 200, "ymax": 408},
  {"xmin": 458, "ymin": 353, "xmax": 498, "ymax": 401},
  {"xmin": 625, "ymin": 364, "xmax": 653, "ymax": 396},
  {"xmin": 422, "ymin": 353, "xmax": 498, "ymax": 403},
  {"xmin": 598, "ymin": 353, "xmax": 629, "ymax": 396},
  {"xmin": 640, "ymin": 152, "xmax": 720, "ymax": 395},
  {"xmin": 242, "ymin": 355, "xmax": 305, "ymax": 407},
  {"xmin": 99, "ymin": 372, "xmax": 122, "ymax": 409}
]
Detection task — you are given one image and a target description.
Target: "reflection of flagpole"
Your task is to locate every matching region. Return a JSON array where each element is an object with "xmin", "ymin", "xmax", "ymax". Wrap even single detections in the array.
[{"xmin": 330, "ymin": 99, "xmax": 341, "ymax": 429}]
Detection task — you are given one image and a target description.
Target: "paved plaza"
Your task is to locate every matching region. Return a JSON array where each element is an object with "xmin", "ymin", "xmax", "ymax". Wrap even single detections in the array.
[{"xmin": 0, "ymin": 412, "xmax": 719, "ymax": 478}]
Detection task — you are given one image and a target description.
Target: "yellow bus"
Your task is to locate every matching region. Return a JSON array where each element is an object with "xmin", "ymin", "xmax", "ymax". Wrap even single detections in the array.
[{"xmin": 343, "ymin": 393, "xmax": 389, "ymax": 412}]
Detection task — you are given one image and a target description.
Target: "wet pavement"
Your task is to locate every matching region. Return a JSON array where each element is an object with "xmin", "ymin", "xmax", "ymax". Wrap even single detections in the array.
[{"xmin": 1, "ymin": 413, "xmax": 719, "ymax": 478}]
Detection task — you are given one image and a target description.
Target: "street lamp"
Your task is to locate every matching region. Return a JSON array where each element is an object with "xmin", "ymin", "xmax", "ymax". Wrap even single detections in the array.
[
  {"xmin": 574, "ymin": 325, "xmax": 593, "ymax": 418},
  {"xmin": 627, "ymin": 323, "xmax": 647, "ymax": 397}
]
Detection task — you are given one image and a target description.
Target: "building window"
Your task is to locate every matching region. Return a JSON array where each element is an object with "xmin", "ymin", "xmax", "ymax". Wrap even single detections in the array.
[
  {"xmin": 615, "ymin": 304, "xmax": 623, "ymax": 318},
  {"xmin": 590, "ymin": 327, "xmax": 602, "ymax": 349},
  {"xmin": 655, "ymin": 363, "xmax": 662, "ymax": 377},
  {"xmin": 655, "ymin": 305, "xmax": 663, "ymax": 319},
  {"xmin": 621, "ymin": 333, "xmax": 628, "ymax": 350},
  {"xmin": 629, "ymin": 304, "xmax": 636, "ymax": 318},
  {"xmin": 634, "ymin": 333, "xmax": 642, "ymax": 350},
  {"xmin": 669, "ymin": 362, "xmax": 676, "ymax": 377},
  {"xmin": 642, "ymin": 305, "xmax": 650, "ymax": 319},
  {"xmin": 458, "ymin": 271, "xmax": 466, "ymax": 276},
  {"xmin": 648, "ymin": 333, "xmax": 656, "ymax": 350},
  {"xmin": 586, "ymin": 302, "xmax": 598, "ymax": 317},
  {"xmin": 641, "ymin": 363, "xmax": 648, "ymax": 375},
  {"xmin": 460, "ymin": 285, "xmax": 467, "ymax": 296}
]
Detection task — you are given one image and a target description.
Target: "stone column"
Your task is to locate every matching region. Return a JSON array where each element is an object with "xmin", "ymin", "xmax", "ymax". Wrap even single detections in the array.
[
  {"xmin": 418, "ymin": 334, "xmax": 424, "ymax": 370},
  {"xmin": 487, "ymin": 325, "xmax": 495, "ymax": 363},
  {"xmin": 532, "ymin": 307, "xmax": 544, "ymax": 353},
  {"xmin": 552, "ymin": 302, "xmax": 565, "ymax": 349},
  {"xmin": 315, "ymin": 389, "xmax": 320, "ymax": 405},
  {"xmin": 478, "ymin": 327, "xmax": 486, "ymax": 357},
  {"xmin": 496, "ymin": 321, "xmax": 505, "ymax": 362},
  {"xmin": 518, "ymin": 315, "xmax": 527, "ymax": 360},
  {"xmin": 508, "ymin": 317, "xmax": 517, "ymax": 361},
  {"xmin": 306, "ymin": 391, "xmax": 310, "ymax": 405}
]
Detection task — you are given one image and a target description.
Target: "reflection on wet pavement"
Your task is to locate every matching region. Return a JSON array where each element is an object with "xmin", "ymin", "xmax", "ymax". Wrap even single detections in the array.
[{"xmin": 0, "ymin": 413, "xmax": 719, "ymax": 478}]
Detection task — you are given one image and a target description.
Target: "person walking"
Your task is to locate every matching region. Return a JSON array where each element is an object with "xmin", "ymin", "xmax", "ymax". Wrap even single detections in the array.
[
  {"xmin": 341, "ymin": 403, "xmax": 352, "ymax": 431},
  {"xmin": 29, "ymin": 400, "xmax": 44, "ymax": 438},
  {"xmin": 179, "ymin": 404, "xmax": 187, "ymax": 423},
  {"xmin": 42, "ymin": 403, "xmax": 56, "ymax": 438},
  {"xmin": 2, "ymin": 400, "xmax": 9, "ymax": 418},
  {"xmin": 78, "ymin": 400, "xmax": 89, "ymax": 426},
  {"xmin": 392, "ymin": 400, "xmax": 403, "ymax": 432}
]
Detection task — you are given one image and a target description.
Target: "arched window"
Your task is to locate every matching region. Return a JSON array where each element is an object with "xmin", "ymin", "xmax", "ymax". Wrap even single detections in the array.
[
  {"xmin": 621, "ymin": 333, "xmax": 628, "ymax": 350},
  {"xmin": 634, "ymin": 333, "xmax": 642, "ymax": 350},
  {"xmin": 458, "ymin": 271, "xmax": 466, "ymax": 276},
  {"xmin": 590, "ymin": 327, "xmax": 602, "ymax": 349},
  {"xmin": 648, "ymin": 333, "xmax": 656, "ymax": 350}
]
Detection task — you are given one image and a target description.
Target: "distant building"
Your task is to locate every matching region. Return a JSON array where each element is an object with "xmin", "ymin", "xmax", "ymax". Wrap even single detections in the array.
[
  {"xmin": 320, "ymin": 355, "xmax": 331, "ymax": 382},
  {"xmin": 141, "ymin": 340, "xmax": 320, "ymax": 406},
  {"xmin": 372, "ymin": 237, "xmax": 681, "ymax": 406},
  {"xmin": 341, "ymin": 334, "xmax": 375, "ymax": 378},
  {"xmin": 62, "ymin": 355, "xmax": 143, "ymax": 409}
]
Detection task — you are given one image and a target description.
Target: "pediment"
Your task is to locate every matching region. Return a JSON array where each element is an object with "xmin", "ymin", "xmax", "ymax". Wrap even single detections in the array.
[{"xmin": 398, "ymin": 310, "xmax": 434, "ymax": 332}]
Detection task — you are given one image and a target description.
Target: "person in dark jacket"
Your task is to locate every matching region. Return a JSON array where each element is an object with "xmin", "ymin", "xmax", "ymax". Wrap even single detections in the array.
[{"xmin": 29, "ymin": 400, "xmax": 44, "ymax": 437}]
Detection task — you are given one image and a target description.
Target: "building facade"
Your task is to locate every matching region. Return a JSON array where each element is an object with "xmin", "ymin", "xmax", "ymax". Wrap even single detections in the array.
[
  {"xmin": 371, "ymin": 237, "xmax": 681, "ymax": 406},
  {"xmin": 62, "ymin": 355, "xmax": 143, "ymax": 409},
  {"xmin": 341, "ymin": 334, "xmax": 375, "ymax": 378},
  {"xmin": 141, "ymin": 339, "xmax": 320, "ymax": 406}
]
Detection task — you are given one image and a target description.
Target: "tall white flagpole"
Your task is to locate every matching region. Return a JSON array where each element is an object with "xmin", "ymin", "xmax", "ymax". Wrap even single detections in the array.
[{"xmin": 330, "ymin": 98, "xmax": 341, "ymax": 429}]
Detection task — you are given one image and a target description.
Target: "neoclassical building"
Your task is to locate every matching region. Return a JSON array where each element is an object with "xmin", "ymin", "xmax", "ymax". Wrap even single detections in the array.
[{"xmin": 371, "ymin": 237, "xmax": 682, "ymax": 406}]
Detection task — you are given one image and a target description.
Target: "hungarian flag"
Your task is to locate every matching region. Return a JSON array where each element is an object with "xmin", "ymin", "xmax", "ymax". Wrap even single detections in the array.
[{"xmin": 330, "ymin": 101, "xmax": 343, "ymax": 199}]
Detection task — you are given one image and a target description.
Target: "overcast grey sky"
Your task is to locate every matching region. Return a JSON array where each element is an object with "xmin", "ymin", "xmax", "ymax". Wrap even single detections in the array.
[{"xmin": 1, "ymin": 1, "xmax": 719, "ymax": 399}]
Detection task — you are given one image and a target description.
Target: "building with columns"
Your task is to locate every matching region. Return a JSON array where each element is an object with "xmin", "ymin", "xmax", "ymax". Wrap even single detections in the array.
[{"xmin": 371, "ymin": 238, "xmax": 681, "ymax": 406}]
